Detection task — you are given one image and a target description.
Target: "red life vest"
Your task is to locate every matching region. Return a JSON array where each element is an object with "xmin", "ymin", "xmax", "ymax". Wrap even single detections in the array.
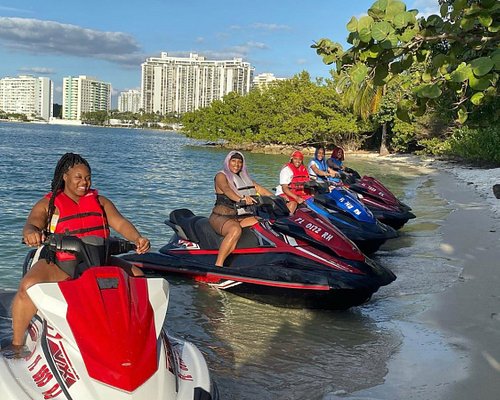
[
  {"xmin": 286, "ymin": 162, "xmax": 311, "ymax": 199},
  {"xmin": 46, "ymin": 189, "xmax": 110, "ymax": 264}
]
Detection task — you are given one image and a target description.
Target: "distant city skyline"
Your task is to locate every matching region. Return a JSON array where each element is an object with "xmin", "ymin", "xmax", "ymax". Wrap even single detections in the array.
[{"xmin": 0, "ymin": 0, "xmax": 439, "ymax": 105}]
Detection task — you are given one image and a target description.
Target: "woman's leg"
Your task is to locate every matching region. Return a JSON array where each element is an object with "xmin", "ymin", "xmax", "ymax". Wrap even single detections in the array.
[
  {"xmin": 286, "ymin": 201, "xmax": 298, "ymax": 214},
  {"xmin": 215, "ymin": 219, "xmax": 242, "ymax": 267},
  {"xmin": 110, "ymin": 256, "xmax": 144, "ymax": 277},
  {"xmin": 11, "ymin": 260, "xmax": 69, "ymax": 346}
]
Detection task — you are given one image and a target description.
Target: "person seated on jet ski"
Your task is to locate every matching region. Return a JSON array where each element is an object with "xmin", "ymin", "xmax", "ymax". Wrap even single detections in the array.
[
  {"xmin": 6, "ymin": 152, "xmax": 150, "ymax": 358},
  {"xmin": 209, "ymin": 150, "xmax": 274, "ymax": 268},
  {"xmin": 327, "ymin": 146, "xmax": 355, "ymax": 181},
  {"xmin": 307, "ymin": 146, "xmax": 341, "ymax": 186},
  {"xmin": 276, "ymin": 150, "xmax": 313, "ymax": 214}
]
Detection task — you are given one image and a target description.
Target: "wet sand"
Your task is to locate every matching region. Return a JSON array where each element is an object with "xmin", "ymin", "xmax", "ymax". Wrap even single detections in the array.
[
  {"xmin": 424, "ymin": 165, "xmax": 500, "ymax": 399},
  {"xmin": 338, "ymin": 156, "xmax": 500, "ymax": 400}
]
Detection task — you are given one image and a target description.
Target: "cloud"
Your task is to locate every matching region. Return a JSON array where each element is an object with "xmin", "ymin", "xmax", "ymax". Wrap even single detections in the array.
[
  {"xmin": 250, "ymin": 22, "xmax": 291, "ymax": 31},
  {"xmin": 195, "ymin": 36, "xmax": 205, "ymax": 43},
  {"xmin": 296, "ymin": 58, "xmax": 308, "ymax": 65},
  {"xmin": 244, "ymin": 41, "xmax": 269, "ymax": 50},
  {"xmin": 17, "ymin": 66, "xmax": 56, "ymax": 75},
  {"xmin": 0, "ymin": 17, "xmax": 145, "ymax": 67}
]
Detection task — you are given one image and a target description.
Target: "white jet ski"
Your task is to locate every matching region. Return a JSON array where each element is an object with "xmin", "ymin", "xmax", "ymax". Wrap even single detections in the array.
[{"xmin": 0, "ymin": 235, "xmax": 219, "ymax": 399}]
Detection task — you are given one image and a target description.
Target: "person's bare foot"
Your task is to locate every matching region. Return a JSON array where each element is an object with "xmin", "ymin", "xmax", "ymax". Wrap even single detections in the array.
[{"xmin": 1, "ymin": 344, "xmax": 31, "ymax": 359}]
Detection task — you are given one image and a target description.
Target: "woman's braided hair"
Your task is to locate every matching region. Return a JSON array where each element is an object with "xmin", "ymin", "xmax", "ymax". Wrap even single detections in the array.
[{"xmin": 46, "ymin": 153, "xmax": 91, "ymax": 233}]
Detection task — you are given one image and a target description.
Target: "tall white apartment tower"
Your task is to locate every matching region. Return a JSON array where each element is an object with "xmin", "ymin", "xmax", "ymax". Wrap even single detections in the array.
[
  {"xmin": 0, "ymin": 75, "xmax": 53, "ymax": 120},
  {"xmin": 62, "ymin": 75, "xmax": 111, "ymax": 120},
  {"xmin": 141, "ymin": 52, "xmax": 254, "ymax": 114},
  {"xmin": 118, "ymin": 89, "xmax": 141, "ymax": 113}
]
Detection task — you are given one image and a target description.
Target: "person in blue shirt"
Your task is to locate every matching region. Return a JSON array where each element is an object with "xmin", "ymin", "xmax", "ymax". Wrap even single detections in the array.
[{"xmin": 308, "ymin": 146, "xmax": 338, "ymax": 182}]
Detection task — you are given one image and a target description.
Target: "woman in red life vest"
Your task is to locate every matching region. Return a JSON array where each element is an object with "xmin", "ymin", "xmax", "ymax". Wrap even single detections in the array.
[
  {"xmin": 209, "ymin": 151, "xmax": 273, "ymax": 267},
  {"xmin": 7, "ymin": 153, "xmax": 150, "ymax": 357},
  {"xmin": 275, "ymin": 150, "xmax": 311, "ymax": 213}
]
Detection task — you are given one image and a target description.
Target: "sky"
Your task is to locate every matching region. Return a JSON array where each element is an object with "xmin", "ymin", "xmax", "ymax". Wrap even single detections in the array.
[{"xmin": 0, "ymin": 0, "xmax": 440, "ymax": 105}]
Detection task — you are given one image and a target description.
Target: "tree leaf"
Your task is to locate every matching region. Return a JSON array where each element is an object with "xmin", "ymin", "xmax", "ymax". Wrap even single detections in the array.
[
  {"xmin": 358, "ymin": 15, "xmax": 374, "ymax": 31},
  {"xmin": 349, "ymin": 63, "xmax": 369, "ymax": 84},
  {"xmin": 323, "ymin": 54, "xmax": 337, "ymax": 64},
  {"xmin": 368, "ymin": 0, "xmax": 388, "ymax": 18},
  {"xmin": 449, "ymin": 63, "xmax": 472, "ymax": 82},
  {"xmin": 396, "ymin": 100, "xmax": 412, "ymax": 122},
  {"xmin": 372, "ymin": 21, "xmax": 392, "ymax": 41},
  {"xmin": 432, "ymin": 54, "xmax": 447, "ymax": 68},
  {"xmin": 359, "ymin": 28, "xmax": 373, "ymax": 43},
  {"xmin": 470, "ymin": 92, "xmax": 485, "ymax": 105},
  {"xmin": 390, "ymin": 61, "xmax": 403, "ymax": 74},
  {"xmin": 374, "ymin": 65, "xmax": 389, "ymax": 85},
  {"xmin": 470, "ymin": 57, "xmax": 494, "ymax": 76},
  {"xmin": 386, "ymin": 0, "xmax": 406, "ymax": 17},
  {"xmin": 469, "ymin": 73, "xmax": 493, "ymax": 90},
  {"xmin": 460, "ymin": 17, "xmax": 475, "ymax": 31},
  {"xmin": 399, "ymin": 26, "xmax": 418, "ymax": 42},
  {"xmin": 347, "ymin": 16, "xmax": 358, "ymax": 32},
  {"xmin": 453, "ymin": 0, "xmax": 467, "ymax": 12},
  {"xmin": 480, "ymin": 0, "xmax": 497, "ymax": 8},
  {"xmin": 422, "ymin": 71, "xmax": 432, "ymax": 82},
  {"xmin": 478, "ymin": 13, "xmax": 493, "ymax": 27},
  {"xmin": 393, "ymin": 13, "xmax": 407, "ymax": 28},
  {"xmin": 491, "ymin": 50, "xmax": 500, "ymax": 70},
  {"xmin": 380, "ymin": 33, "xmax": 398, "ymax": 49},
  {"xmin": 414, "ymin": 83, "xmax": 442, "ymax": 98},
  {"xmin": 457, "ymin": 107, "xmax": 468, "ymax": 124},
  {"xmin": 488, "ymin": 23, "xmax": 500, "ymax": 33},
  {"xmin": 426, "ymin": 14, "xmax": 444, "ymax": 27}
]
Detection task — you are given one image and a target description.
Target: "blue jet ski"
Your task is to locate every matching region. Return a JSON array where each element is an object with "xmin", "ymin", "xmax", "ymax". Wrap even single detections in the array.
[{"xmin": 304, "ymin": 181, "xmax": 398, "ymax": 254}]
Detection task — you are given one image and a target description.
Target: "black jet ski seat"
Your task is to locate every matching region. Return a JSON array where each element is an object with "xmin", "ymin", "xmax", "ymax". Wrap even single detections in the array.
[{"xmin": 166, "ymin": 209, "xmax": 261, "ymax": 250}]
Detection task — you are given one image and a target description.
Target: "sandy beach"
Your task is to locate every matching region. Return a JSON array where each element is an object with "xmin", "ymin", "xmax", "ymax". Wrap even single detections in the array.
[
  {"xmin": 339, "ymin": 154, "xmax": 500, "ymax": 400},
  {"xmin": 423, "ymin": 159, "xmax": 500, "ymax": 400}
]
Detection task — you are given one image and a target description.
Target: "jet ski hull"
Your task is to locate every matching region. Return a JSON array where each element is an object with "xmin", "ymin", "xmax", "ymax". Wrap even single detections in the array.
[{"xmin": 123, "ymin": 237, "xmax": 396, "ymax": 310}]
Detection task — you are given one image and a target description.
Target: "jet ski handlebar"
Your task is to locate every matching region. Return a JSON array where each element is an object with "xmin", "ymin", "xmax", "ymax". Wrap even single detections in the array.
[
  {"xmin": 42, "ymin": 235, "xmax": 137, "ymax": 278},
  {"xmin": 44, "ymin": 234, "xmax": 136, "ymax": 255},
  {"xmin": 237, "ymin": 195, "xmax": 291, "ymax": 219}
]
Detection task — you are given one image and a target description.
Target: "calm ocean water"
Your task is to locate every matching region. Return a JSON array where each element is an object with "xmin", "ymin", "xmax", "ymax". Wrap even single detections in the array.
[{"xmin": 0, "ymin": 122, "xmax": 460, "ymax": 399}]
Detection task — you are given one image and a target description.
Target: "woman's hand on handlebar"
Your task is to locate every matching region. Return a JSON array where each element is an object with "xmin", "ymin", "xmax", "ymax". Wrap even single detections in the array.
[
  {"xmin": 134, "ymin": 236, "xmax": 150, "ymax": 254},
  {"xmin": 23, "ymin": 226, "xmax": 45, "ymax": 247},
  {"xmin": 242, "ymin": 195, "xmax": 257, "ymax": 205},
  {"xmin": 296, "ymin": 196, "xmax": 305, "ymax": 205}
]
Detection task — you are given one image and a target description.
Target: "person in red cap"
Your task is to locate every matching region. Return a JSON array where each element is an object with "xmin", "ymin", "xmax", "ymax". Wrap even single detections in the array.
[{"xmin": 275, "ymin": 150, "xmax": 312, "ymax": 213}]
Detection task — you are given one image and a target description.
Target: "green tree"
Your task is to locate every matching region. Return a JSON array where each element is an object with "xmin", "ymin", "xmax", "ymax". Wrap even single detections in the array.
[
  {"xmin": 312, "ymin": 0, "xmax": 499, "ymax": 124},
  {"xmin": 181, "ymin": 72, "xmax": 363, "ymax": 147}
]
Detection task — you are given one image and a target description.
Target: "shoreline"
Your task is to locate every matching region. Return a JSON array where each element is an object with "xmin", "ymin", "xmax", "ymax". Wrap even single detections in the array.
[{"xmin": 339, "ymin": 154, "xmax": 500, "ymax": 399}]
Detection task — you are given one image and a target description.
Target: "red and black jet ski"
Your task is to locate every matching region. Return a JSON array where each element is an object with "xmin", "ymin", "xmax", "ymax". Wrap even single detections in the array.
[
  {"xmin": 340, "ymin": 168, "xmax": 416, "ymax": 230},
  {"xmin": 122, "ymin": 196, "xmax": 396, "ymax": 310}
]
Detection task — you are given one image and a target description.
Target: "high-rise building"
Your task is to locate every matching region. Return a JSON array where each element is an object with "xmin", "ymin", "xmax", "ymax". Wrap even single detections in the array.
[
  {"xmin": 118, "ymin": 89, "xmax": 141, "ymax": 113},
  {"xmin": 62, "ymin": 75, "xmax": 111, "ymax": 120},
  {"xmin": 141, "ymin": 52, "xmax": 254, "ymax": 114},
  {"xmin": 0, "ymin": 75, "xmax": 53, "ymax": 121},
  {"xmin": 252, "ymin": 73, "xmax": 285, "ymax": 90}
]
